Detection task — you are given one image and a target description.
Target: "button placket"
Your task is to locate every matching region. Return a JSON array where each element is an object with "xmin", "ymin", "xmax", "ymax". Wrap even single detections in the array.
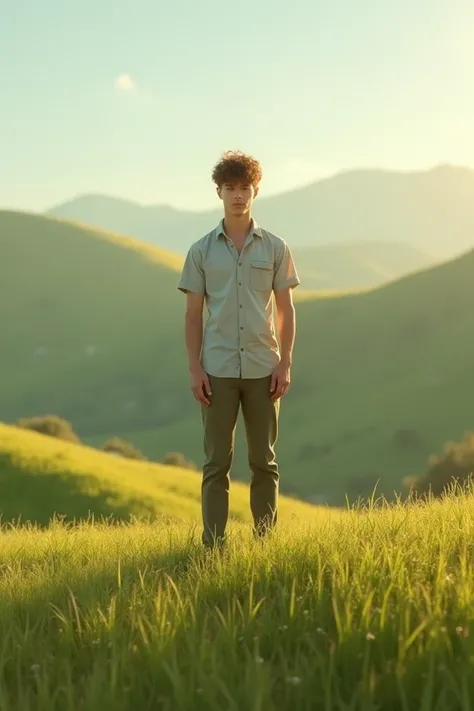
[
  {"xmin": 237, "ymin": 255, "xmax": 244, "ymax": 366},
  {"xmin": 236, "ymin": 238, "xmax": 253, "ymax": 378}
]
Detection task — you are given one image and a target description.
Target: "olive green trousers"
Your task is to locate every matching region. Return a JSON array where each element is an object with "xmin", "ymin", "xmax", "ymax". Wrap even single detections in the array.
[{"xmin": 200, "ymin": 374, "xmax": 280, "ymax": 547}]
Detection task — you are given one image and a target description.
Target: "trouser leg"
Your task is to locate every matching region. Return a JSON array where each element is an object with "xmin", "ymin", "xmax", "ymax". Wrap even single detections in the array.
[
  {"xmin": 200, "ymin": 375, "xmax": 240, "ymax": 547},
  {"xmin": 240, "ymin": 375, "xmax": 280, "ymax": 537}
]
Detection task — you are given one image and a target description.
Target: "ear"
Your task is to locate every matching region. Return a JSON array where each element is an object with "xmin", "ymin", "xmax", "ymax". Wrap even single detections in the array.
[
  {"xmin": 216, "ymin": 186, "xmax": 222, "ymax": 200},
  {"xmin": 253, "ymin": 185, "xmax": 260, "ymax": 199}
]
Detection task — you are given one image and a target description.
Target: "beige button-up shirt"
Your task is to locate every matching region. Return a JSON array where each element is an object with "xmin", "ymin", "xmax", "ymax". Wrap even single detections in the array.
[{"xmin": 178, "ymin": 219, "xmax": 300, "ymax": 379}]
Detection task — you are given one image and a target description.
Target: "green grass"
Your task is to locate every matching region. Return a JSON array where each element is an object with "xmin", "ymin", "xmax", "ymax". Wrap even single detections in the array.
[
  {"xmin": 4, "ymin": 210, "xmax": 474, "ymax": 505},
  {"xmin": 0, "ymin": 489, "xmax": 473, "ymax": 709}
]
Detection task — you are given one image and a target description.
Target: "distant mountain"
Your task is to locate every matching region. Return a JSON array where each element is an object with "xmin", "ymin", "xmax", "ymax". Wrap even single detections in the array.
[
  {"xmin": 48, "ymin": 165, "xmax": 474, "ymax": 259},
  {"xmin": 291, "ymin": 241, "xmax": 435, "ymax": 291}
]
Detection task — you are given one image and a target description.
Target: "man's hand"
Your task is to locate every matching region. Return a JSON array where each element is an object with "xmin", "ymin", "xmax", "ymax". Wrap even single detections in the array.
[
  {"xmin": 190, "ymin": 365, "xmax": 212, "ymax": 406},
  {"xmin": 270, "ymin": 361, "xmax": 291, "ymax": 401}
]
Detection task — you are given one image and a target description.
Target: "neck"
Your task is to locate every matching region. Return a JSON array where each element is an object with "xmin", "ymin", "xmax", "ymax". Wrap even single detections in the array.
[{"xmin": 223, "ymin": 213, "xmax": 253, "ymax": 239}]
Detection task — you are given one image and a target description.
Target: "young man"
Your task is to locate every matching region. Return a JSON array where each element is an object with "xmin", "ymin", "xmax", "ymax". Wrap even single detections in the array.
[{"xmin": 177, "ymin": 151, "xmax": 300, "ymax": 547}]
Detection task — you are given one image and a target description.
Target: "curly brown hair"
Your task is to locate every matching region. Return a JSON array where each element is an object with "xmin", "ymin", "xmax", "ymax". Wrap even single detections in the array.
[{"xmin": 211, "ymin": 150, "xmax": 262, "ymax": 188}]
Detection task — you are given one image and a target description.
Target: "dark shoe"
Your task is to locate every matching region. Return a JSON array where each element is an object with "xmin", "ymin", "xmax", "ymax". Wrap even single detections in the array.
[{"xmin": 202, "ymin": 532, "xmax": 227, "ymax": 551}]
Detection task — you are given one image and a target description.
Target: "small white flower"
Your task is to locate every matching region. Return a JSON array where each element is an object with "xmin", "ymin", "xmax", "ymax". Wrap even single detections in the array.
[
  {"xmin": 278, "ymin": 625, "xmax": 288, "ymax": 632},
  {"xmin": 30, "ymin": 664, "xmax": 40, "ymax": 673},
  {"xmin": 316, "ymin": 627, "xmax": 325, "ymax": 634},
  {"xmin": 256, "ymin": 656, "xmax": 264, "ymax": 664},
  {"xmin": 366, "ymin": 633, "xmax": 376, "ymax": 641},
  {"xmin": 286, "ymin": 676, "xmax": 302, "ymax": 686}
]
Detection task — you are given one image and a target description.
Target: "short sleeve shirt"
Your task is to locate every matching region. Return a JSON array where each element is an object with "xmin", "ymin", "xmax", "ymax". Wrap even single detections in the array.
[{"xmin": 177, "ymin": 219, "xmax": 300, "ymax": 378}]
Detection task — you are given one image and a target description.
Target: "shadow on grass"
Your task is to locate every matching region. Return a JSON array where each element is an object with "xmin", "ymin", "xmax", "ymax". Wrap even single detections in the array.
[{"xmin": 0, "ymin": 452, "xmax": 158, "ymax": 526}]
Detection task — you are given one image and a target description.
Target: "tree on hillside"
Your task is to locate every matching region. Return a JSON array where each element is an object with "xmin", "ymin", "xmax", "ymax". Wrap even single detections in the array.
[
  {"xmin": 405, "ymin": 432, "xmax": 474, "ymax": 497},
  {"xmin": 102, "ymin": 437, "xmax": 147, "ymax": 461},
  {"xmin": 15, "ymin": 415, "xmax": 80, "ymax": 444},
  {"xmin": 163, "ymin": 452, "xmax": 197, "ymax": 471}
]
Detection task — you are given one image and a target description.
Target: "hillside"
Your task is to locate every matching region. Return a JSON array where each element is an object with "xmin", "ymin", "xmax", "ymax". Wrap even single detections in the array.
[
  {"xmin": 86, "ymin": 244, "xmax": 474, "ymax": 505},
  {"xmin": 0, "ymin": 423, "xmax": 322, "ymax": 526},
  {"xmin": 291, "ymin": 241, "xmax": 434, "ymax": 290},
  {"xmin": 0, "ymin": 210, "xmax": 186, "ymax": 437},
  {"xmin": 49, "ymin": 165, "xmax": 474, "ymax": 258},
  {"xmin": 4, "ymin": 209, "xmax": 474, "ymax": 506}
]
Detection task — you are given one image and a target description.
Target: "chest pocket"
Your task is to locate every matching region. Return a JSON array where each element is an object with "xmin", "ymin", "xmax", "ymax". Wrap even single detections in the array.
[{"xmin": 250, "ymin": 260, "xmax": 273, "ymax": 291}]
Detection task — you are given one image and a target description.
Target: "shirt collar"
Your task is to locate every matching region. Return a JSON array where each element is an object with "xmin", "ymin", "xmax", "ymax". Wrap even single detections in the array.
[{"xmin": 216, "ymin": 218, "xmax": 262, "ymax": 239}]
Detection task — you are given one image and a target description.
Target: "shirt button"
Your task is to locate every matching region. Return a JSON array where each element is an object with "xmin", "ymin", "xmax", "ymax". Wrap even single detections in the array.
[
  {"xmin": 240, "ymin": 326, "xmax": 243, "ymax": 330},
  {"xmin": 239, "ymin": 282, "xmax": 242, "ymax": 286},
  {"xmin": 240, "ymin": 348, "xmax": 244, "ymax": 352}
]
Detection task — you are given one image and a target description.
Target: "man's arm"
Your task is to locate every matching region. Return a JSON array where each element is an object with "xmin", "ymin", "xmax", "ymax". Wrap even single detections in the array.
[
  {"xmin": 184, "ymin": 292, "xmax": 212, "ymax": 406},
  {"xmin": 270, "ymin": 238, "xmax": 299, "ymax": 400},
  {"xmin": 275, "ymin": 287, "xmax": 296, "ymax": 366},
  {"xmin": 270, "ymin": 287, "xmax": 296, "ymax": 400},
  {"xmin": 177, "ymin": 243, "xmax": 211, "ymax": 406}
]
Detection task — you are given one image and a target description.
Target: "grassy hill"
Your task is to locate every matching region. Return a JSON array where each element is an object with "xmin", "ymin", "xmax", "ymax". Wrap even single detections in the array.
[
  {"xmin": 49, "ymin": 165, "xmax": 474, "ymax": 259},
  {"xmin": 86, "ymin": 244, "xmax": 474, "ymax": 505},
  {"xmin": 0, "ymin": 210, "xmax": 187, "ymax": 437},
  {"xmin": 4, "ymin": 209, "xmax": 474, "ymax": 506},
  {"xmin": 291, "ymin": 241, "xmax": 434, "ymax": 291},
  {"xmin": 0, "ymin": 422, "xmax": 322, "ymax": 526},
  {"xmin": 0, "ymin": 485, "xmax": 473, "ymax": 708}
]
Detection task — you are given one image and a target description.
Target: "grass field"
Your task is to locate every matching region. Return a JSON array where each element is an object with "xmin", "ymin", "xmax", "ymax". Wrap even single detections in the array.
[
  {"xmin": 0, "ymin": 488, "xmax": 473, "ymax": 709},
  {"xmin": 4, "ymin": 210, "xmax": 474, "ymax": 505}
]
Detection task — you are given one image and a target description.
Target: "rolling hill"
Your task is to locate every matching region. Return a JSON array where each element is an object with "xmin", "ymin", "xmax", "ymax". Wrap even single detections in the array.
[
  {"xmin": 0, "ymin": 210, "xmax": 186, "ymax": 437},
  {"xmin": 3, "ymin": 209, "xmax": 474, "ymax": 506},
  {"xmin": 0, "ymin": 422, "xmax": 323, "ymax": 526},
  {"xmin": 49, "ymin": 164, "xmax": 474, "ymax": 259},
  {"xmin": 291, "ymin": 241, "xmax": 434, "ymax": 290},
  {"xmin": 85, "ymin": 244, "xmax": 474, "ymax": 505}
]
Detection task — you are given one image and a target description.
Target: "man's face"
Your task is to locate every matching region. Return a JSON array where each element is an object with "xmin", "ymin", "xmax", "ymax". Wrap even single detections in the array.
[{"xmin": 217, "ymin": 181, "xmax": 259, "ymax": 216}]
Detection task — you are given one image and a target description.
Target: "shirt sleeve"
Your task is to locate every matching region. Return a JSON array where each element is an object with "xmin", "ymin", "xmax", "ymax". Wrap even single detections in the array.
[
  {"xmin": 177, "ymin": 243, "xmax": 206, "ymax": 294},
  {"xmin": 273, "ymin": 240, "xmax": 300, "ymax": 291}
]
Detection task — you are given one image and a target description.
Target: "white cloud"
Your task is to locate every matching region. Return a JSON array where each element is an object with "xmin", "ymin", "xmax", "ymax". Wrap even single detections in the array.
[{"xmin": 114, "ymin": 73, "xmax": 135, "ymax": 92}]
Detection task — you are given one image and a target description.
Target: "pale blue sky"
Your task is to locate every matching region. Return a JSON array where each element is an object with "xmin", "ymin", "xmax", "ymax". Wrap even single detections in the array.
[{"xmin": 2, "ymin": 0, "xmax": 473, "ymax": 212}]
